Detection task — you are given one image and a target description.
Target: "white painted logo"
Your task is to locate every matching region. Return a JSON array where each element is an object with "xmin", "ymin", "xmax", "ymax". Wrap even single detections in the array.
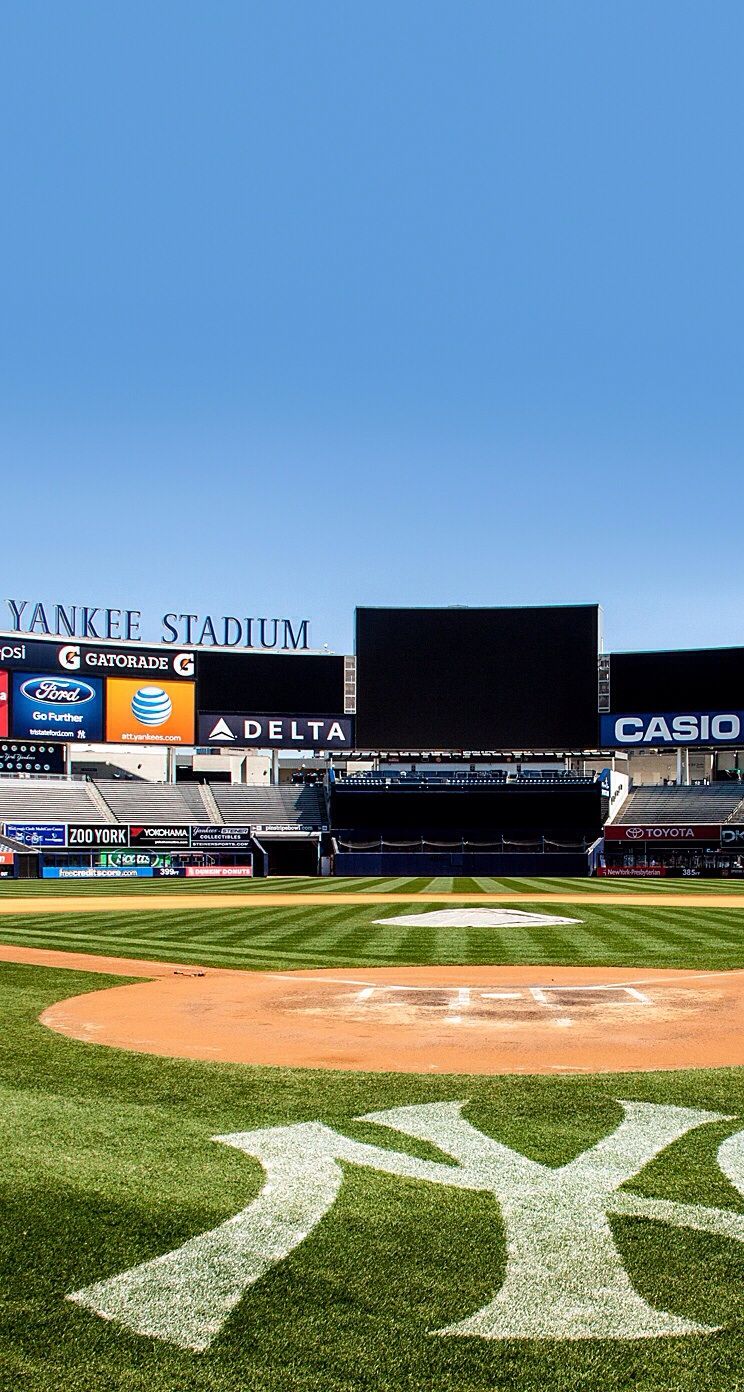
[
  {"xmin": 373, "ymin": 908, "xmax": 583, "ymax": 928},
  {"xmin": 68, "ymin": 1099, "xmax": 744, "ymax": 1351}
]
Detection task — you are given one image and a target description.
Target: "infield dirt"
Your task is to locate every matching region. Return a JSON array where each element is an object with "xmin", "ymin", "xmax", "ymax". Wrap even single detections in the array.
[{"xmin": 3, "ymin": 945, "xmax": 743, "ymax": 1077}]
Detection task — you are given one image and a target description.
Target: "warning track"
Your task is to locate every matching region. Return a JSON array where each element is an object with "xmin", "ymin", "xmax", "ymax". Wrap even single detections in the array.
[{"xmin": 2, "ymin": 890, "xmax": 744, "ymax": 914}]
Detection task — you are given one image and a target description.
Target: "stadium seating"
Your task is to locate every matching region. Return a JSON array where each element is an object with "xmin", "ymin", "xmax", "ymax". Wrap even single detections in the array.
[
  {"xmin": 212, "ymin": 784, "xmax": 327, "ymax": 828},
  {"xmin": 338, "ymin": 771, "xmax": 591, "ymax": 787},
  {"xmin": 96, "ymin": 782, "xmax": 215, "ymax": 825},
  {"xmin": 0, "ymin": 781, "xmax": 103, "ymax": 824},
  {"xmin": 0, "ymin": 777, "xmax": 327, "ymax": 830},
  {"xmin": 612, "ymin": 785, "xmax": 744, "ymax": 825}
]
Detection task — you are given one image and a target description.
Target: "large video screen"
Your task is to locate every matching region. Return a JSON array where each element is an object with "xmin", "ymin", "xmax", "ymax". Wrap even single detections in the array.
[
  {"xmin": 355, "ymin": 606, "xmax": 600, "ymax": 749},
  {"xmin": 196, "ymin": 651, "xmax": 346, "ymax": 716},
  {"xmin": 609, "ymin": 648, "xmax": 744, "ymax": 712}
]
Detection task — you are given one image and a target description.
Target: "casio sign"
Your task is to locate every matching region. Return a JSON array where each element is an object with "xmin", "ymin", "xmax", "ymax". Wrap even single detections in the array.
[{"xmin": 603, "ymin": 713, "xmax": 742, "ymax": 746}]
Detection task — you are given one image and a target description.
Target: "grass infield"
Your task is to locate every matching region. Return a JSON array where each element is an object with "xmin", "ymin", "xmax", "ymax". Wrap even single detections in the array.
[{"xmin": 1, "ymin": 877, "xmax": 744, "ymax": 1391}]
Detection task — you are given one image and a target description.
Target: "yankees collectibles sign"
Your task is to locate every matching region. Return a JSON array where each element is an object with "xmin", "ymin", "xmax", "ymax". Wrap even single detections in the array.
[{"xmin": 69, "ymin": 1098, "xmax": 744, "ymax": 1350}]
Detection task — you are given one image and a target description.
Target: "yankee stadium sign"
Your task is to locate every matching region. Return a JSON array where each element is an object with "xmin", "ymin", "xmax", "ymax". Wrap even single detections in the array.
[{"xmin": 2, "ymin": 600, "xmax": 311, "ymax": 650}]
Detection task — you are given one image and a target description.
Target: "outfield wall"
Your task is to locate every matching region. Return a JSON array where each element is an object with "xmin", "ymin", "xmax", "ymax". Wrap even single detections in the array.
[{"xmin": 332, "ymin": 850, "xmax": 594, "ymax": 876}]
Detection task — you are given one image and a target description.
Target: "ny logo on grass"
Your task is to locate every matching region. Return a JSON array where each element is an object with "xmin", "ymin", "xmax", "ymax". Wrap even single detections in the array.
[{"xmin": 69, "ymin": 1100, "xmax": 744, "ymax": 1351}]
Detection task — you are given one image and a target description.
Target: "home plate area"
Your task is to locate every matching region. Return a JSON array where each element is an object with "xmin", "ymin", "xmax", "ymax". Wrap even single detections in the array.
[{"xmin": 40, "ymin": 899, "xmax": 744, "ymax": 1074}]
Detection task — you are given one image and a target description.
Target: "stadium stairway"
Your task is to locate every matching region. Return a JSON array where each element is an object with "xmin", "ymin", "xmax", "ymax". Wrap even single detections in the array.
[
  {"xmin": 175, "ymin": 783, "xmax": 223, "ymax": 824},
  {"xmin": 85, "ymin": 781, "xmax": 117, "ymax": 822}
]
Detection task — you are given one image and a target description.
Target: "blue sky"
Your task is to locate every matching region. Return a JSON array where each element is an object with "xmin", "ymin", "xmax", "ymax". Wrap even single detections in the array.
[{"xmin": 1, "ymin": 2, "xmax": 741, "ymax": 655}]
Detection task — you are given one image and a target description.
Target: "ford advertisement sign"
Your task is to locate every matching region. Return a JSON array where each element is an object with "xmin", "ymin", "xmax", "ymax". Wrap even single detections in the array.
[
  {"xmin": 601, "ymin": 712, "xmax": 744, "ymax": 747},
  {"xmin": 12, "ymin": 673, "xmax": 103, "ymax": 742}
]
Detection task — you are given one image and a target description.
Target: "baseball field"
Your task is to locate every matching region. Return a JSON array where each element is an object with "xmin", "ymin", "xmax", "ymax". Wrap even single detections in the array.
[{"xmin": 2, "ymin": 875, "xmax": 744, "ymax": 1392}]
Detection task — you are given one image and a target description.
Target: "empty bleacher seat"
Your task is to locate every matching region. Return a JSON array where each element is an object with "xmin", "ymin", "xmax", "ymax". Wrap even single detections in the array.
[
  {"xmin": 0, "ymin": 781, "xmax": 103, "ymax": 825},
  {"xmin": 95, "ymin": 782, "xmax": 215, "ymax": 825},
  {"xmin": 212, "ymin": 784, "xmax": 326, "ymax": 828},
  {"xmin": 613, "ymin": 785, "xmax": 744, "ymax": 825}
]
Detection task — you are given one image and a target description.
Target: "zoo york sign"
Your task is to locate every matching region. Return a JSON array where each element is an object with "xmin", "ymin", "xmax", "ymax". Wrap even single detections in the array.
[{"xmin": 69, "ymin": 1099, "xmax": 744, "ymax": 1350}]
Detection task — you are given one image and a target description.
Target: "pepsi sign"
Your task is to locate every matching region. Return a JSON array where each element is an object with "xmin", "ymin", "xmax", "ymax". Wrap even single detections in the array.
[
  {"xmin": 12, "ymin": 672, "xmax": 103, "ymax": 742},
  {"xmin": 601, "ymin": 712, "xmax": 744, "ymax": 747}
]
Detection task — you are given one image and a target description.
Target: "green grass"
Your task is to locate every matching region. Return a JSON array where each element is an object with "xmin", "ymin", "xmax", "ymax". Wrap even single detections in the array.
[
  {"xmin": 2, "ymin": 962, "xmax": 744, "ymax": 1392},
  {"xmin": 2, "ymin": 883, "xmax": 744, "ymax": 1390},
  {"xmin": 0, "ymin": 899, "xmax": 743, "ymax": 973},
  {"xmin": 2, "ymin": 873, "xmax": 744, "ymax": 896}
]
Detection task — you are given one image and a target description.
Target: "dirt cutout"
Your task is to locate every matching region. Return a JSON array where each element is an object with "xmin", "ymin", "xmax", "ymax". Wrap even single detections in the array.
[{"xmin": 0, "ymin": 944, "xmax": 740, "ymax": 1076}]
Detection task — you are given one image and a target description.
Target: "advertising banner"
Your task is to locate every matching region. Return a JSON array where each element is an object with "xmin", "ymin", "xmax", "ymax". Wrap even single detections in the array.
[
  {"xmin": 0, "ymin": 851, "xmax": 14, "ymax": 866},
  {"xmin": 189, "ymin": 824, "xmax": 253, "ymax": 849},
  {"xmin": 0, "ymin": 637, "xmax": 195, "ymax": 678},
  {"xmin": 4, "ymin": 822, "xmax": 66, "ymax": 848},
  {"xmin": 0, "ymin": 671, "xmax": 7, "ymax": 737},
  {"xmin": 600, "ymin": 712, "xmax": 744, "ymax": 747},
  {"xmin": 67, "ymin": 824, "xmax": 129, "ymax": 848},
  {"xmin": 604, "ymin": 825, "xmax": 721, "ymax": 842},
  {"xmin": 597, "ymin": 866, "xmax": 668, "ymax": 878},
  {"xmin": 42, "ymin": 867, "xmax": 154, "ymax": 879},
  {"xmin": 721, "ymin": 826, "xmax": 744, "ymax": 847},
  {"xmin": 0, "ymin": 741, "xmax": 64, "ymax": 775},
  {"xmin": 106, "ymin": 679, "xmax": 195, "ymax": 745},
  {"xmin": 56, "ymin": 643, "xmax": 194, "ymax": 679},
  {"xmin": 129, "ymin": 824, "xmax": 191, "ymax": 848},
  {"xmin": 184, "ymin": 865, "xmax": 253, "ymax": 877},
  {"xmin": 198, "ymin": 713, "xmax": 353, "ymax": 748},
  {"xmin": 100, "ymin": 851, "xmax": 171, "ymax": 868},
  {"xmin": 0, "ymin": 639, "xmax": 60, "ymax": 671},
  {"xmin": 11, "ymin": 673, "xmax": 103, "ymax": 742}
]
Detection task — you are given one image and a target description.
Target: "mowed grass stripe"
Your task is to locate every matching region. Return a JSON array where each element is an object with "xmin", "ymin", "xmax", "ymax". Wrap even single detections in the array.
[{"xmin": 2, "ymin": 900, "xmax": 744, "ymax": 972}]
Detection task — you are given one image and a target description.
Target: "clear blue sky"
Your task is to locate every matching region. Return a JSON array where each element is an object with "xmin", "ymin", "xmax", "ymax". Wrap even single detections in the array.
[{"xmin": 1, "ymin": 2, "xmax": 741, "ymax": 655}]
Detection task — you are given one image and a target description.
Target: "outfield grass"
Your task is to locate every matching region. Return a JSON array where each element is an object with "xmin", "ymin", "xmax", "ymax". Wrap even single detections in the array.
[
  {"xmin": 2, "ymin": 873, "xmax": 744, "ymax": 896},
  {"xmin": 0, "ymin": 898, "xmax": 743, "ymax": 973}
]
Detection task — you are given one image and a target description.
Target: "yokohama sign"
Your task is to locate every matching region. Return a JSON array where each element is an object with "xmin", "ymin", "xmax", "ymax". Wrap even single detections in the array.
[{"xmin": 604, "ymin": 825, "xmax": 720, "ymax": 842}]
